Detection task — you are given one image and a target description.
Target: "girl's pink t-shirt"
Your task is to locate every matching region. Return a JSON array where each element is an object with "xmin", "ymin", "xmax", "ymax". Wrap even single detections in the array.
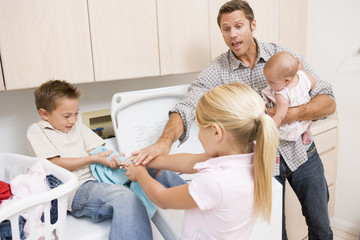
[{"xmin": 182, "ymin": 153, "xmax": 256, "ymax": 239}]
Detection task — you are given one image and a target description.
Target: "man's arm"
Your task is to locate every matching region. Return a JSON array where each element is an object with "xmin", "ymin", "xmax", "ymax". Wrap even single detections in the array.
[
  {"xmin": 132, "ymin": 112, "xmax": 185, "ymax": 165},
  {"xmin": 267, "ymin": 94, "xmax": 336, "ymax": 124}
]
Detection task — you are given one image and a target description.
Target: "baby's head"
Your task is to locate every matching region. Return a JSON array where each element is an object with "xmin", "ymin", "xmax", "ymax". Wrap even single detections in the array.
[
  {"xmin": 34, "ymin": 80, "xmax": 81, "ymax": 133},
  {"xmin": 264, "ymin": 51, "xmax": 299, "ymax": 91},
  {"xmin": 196, "ymin": 82, "xmax": 267, "ymax": 149}
]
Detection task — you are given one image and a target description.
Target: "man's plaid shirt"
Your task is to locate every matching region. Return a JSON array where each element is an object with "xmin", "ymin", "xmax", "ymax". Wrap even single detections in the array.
[{"xmin": 171, "ymin": 39, "xmax": 335, "ymax": 175}]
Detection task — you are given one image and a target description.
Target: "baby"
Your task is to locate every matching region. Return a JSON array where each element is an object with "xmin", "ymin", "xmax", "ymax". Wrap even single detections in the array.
[{"xmin": 262, "ymin": 51, "xmax": 316, "ymax": 144}]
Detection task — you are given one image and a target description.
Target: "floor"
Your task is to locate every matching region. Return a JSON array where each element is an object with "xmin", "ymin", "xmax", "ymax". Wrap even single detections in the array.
[
  {"xmin": 303, "ymin": 227, "xmax": 358, "ymax": 240},
  {"xmin": 333, "ymin": 227, "xmax": 359, "ymax": 240}
]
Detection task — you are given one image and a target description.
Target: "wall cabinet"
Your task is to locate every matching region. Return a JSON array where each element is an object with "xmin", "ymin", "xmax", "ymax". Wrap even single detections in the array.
[
  {"xmin": 157, "ymin": 0, "xmax": 210, "ymax": 75},
  {"xmin": 285, "ymin": 116, "xmax": 338, "ymax": 240},
  {"xmin": 0, "ymin": 0, "xmax": 308, "ymax": 90},
  {"xmin": 88, "ymin": 0, "xmax": 160, "ymax": 82},
  {"xmin": 0, "ymin": 0, "xmax": 94, "ymax": 90},
  {"xmin": 0, "ymin": 59, "xmax": 4, "ymax": 91},
  {"xmin": 279, "ymin": 0, "xmax": 308, "ymax": 57}
]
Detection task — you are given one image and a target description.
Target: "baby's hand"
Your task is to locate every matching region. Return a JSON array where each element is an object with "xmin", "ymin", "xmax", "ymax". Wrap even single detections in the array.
[{"xmin": 125, "ymin": 163, "xmax": 146, "ymax": 181}]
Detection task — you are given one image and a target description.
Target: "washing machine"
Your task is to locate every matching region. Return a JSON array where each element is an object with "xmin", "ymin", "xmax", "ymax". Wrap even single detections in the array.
[{"xmin": 66, "ymin": 84, "xmax": 282, "ymax": 240}]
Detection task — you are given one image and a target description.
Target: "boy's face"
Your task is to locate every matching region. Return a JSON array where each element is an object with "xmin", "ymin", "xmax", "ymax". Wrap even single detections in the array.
[{"xmin": 40, "ymin": 97, "xmax": 79, "ymax": 133}]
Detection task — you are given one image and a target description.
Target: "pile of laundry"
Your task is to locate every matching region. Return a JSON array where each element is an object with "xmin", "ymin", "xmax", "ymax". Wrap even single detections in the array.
[{"xmin": 0, "ymin": 161, "xmax": 63, "ymax": 240}]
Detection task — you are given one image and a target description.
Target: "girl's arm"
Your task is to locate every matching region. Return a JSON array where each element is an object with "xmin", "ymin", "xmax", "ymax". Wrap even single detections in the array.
[
  {"xmin": 49, "ymin": 149, "xmax": 121, "ymax": 171},
  {"xmin": 143, "ymin": 153, "xmax": 209, "ymax": 174},
  {"xmin": 126, "ymin": 164, "xmax": 198, "ymax": 210},
  {"xmin": 272, "ymin": 94, "xmax": 290, "ymax": 127}
]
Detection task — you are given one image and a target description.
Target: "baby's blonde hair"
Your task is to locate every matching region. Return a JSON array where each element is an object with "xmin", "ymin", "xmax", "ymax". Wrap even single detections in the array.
[{"xmin": 195, "ymin": 82, "xmax": 279, "ymax": 222}]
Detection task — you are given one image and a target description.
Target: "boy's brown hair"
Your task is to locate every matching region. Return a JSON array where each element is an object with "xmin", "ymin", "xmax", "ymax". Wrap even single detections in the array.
[{"xmin": 34, "ymin": 80, "xmax": 81, "ymax": 113}]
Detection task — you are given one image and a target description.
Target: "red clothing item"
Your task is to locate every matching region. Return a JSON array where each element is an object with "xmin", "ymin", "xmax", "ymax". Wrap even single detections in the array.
[{"xmin": 0, "ymin": 181, "xmax": 11, "ymax": 204}]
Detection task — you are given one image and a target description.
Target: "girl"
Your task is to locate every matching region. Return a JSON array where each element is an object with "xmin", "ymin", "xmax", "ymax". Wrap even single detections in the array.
[{"xmin": 125, "ymin": 82, "xmax": 279, "ymax": 239}]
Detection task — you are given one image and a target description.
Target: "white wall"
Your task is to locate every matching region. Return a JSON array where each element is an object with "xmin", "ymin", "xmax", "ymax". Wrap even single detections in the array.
[
  {"xmin": 0, "ymin": 73, "xmax": 197, "ymax": 155},
  {"xmin": 306, "ymin": 0, "xmax": 360, "ymax": 235}
]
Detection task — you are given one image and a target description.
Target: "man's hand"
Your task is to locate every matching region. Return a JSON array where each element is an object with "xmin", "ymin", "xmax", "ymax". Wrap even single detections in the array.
[{"xmin": 131, "ymin": 138, "xmax": 173, "ymax": 166}]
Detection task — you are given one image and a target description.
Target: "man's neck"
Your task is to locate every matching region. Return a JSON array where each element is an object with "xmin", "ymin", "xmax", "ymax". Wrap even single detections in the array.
[{"xmin": 238, "ymin": 38, "xmax": 257, "ymax": 69}]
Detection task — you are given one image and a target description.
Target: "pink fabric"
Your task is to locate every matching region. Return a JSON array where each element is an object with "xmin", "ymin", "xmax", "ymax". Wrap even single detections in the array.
[
  {"xmin": 1, "ymin": 161, "xmax": 51, "ymax": 239},
  {"xmin": 183, "ymin": 154, "xmax": 256, "ymax": 239}
]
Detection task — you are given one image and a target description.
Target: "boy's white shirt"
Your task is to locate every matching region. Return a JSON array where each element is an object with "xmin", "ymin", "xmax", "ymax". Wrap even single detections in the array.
[{"xmin": 27, "ymin": 119, "xmax": 105, "ymax": 210}]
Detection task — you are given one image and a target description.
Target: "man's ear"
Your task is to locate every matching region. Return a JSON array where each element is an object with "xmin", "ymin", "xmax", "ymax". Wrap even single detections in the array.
[
  {"xmin": 250, "ymin": 19, "xmax": 256, "ymax": 32},
  {"xmin": 212, "ymin": 123, "xmax": 224, "ymax": 142},
  {"xmin": 39, "ymin": 108, "xmax": 49, "ymax": 120}
]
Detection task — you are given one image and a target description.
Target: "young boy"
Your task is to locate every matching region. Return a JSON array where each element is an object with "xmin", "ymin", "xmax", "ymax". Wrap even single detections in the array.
[{"xmin": 26, "ymin": 80, "xmax": 184, "ymax": 239}]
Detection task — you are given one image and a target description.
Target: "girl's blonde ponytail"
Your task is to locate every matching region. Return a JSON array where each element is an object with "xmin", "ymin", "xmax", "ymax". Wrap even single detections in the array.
[
  {"xmin": 253, "ymin": 113, "xmax": 278, "ymax": 222},
  {"xmin": 196, "ymin": 82, "xmax": 279, "ymax": 223}
]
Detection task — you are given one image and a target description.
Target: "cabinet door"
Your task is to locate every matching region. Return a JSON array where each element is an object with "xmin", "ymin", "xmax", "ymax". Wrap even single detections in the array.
[
  {"xmin": 0, "ymin": 59, "xmax": 4, "ymax": 91},
  {"xmin": 88, "ymin": 0, "xmax": 159, "ymax": 82},
  {"xmin": 157, "ymin": 0, "xmax": 210, "ymax": 75},
  {"xmin": 208, "ymin": 0, "xmax": 229, "ymax": 60},
  {"xmin": 0, "ymin": 0, "xmax": 93, "ymax": 90},
  {"xmin": 249, "ymin": 0, "xmax": 280, "ymax": 43},
  {"xmin": 279, "ymin": 0, "xmax": 308, "ymax": 56}
]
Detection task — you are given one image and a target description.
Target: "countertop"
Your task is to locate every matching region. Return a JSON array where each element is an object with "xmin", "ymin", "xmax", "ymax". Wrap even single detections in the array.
[{"xmin": 310, "ymin": 113, "xmax": 339, "ymax": 136}]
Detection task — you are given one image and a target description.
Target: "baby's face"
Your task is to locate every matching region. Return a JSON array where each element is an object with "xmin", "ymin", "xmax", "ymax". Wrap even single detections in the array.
[
  {"xmin": 264, "ymin": 68, "xmax": 288, "ymax": 91},
  {"xmin": 42, "ymin": 97, "xmax": 79, "ymax": 133}
]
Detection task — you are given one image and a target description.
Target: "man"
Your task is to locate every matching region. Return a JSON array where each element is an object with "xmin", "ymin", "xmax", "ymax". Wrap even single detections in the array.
[{"xmin": 133, "ymin": 0, "xmax": 336, "ymax": 239}]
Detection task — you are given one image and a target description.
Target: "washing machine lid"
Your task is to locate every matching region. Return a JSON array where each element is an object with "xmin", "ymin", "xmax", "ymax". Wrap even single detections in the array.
[{"xmin": 110, "ymin": 84, "xmax": 203, "ymax": 157}]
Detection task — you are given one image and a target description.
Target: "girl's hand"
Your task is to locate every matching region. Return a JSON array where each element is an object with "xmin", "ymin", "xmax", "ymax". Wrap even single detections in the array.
[{"xmin": 125, "ymin": 163, "xmax": 146, "ymax": 181}]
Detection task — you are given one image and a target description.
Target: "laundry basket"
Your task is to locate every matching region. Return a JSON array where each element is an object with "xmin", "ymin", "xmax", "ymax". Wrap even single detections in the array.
[{"xmin": 0, "ymin": 153, "xmax": 78, "ymax": 240}]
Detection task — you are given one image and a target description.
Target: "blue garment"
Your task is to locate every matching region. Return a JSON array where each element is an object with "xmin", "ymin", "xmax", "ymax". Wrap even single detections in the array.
[
  {"xmin": 89, "ymin": 145, "xmax": 156, "ymax": 219},
  {"xmin": 275, "ymin": 142, "xmax": 333, "ymax": 240}
]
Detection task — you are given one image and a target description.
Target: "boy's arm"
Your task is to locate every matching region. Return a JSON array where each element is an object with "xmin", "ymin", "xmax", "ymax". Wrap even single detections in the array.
[
  {"xmin": 49, "ymin": 149, "xmax": 121, "ymax": 171},
  {"xmin": 272, "ymin": 94, "xmax": 290, "ymax": 127},
  {"xmin": 126, "ymin": 164, "xmax": 198, "ymax": 210}
]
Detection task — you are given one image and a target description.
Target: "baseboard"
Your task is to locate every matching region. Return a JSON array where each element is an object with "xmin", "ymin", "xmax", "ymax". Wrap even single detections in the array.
[{"xmin": 331, "ymin": 216, "xmax": 360, "ymax": 236}]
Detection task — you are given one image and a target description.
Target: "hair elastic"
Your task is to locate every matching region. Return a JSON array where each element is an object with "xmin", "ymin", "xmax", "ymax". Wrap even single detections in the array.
[{"xmin": 255, "ymin": 112, "xmax": 264, "ymax": 123}]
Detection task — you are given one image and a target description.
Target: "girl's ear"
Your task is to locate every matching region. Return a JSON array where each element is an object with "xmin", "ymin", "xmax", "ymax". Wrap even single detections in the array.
[
  {"xmin": 39, "ymin": 108, "xmax": 49, "ymax": 120},
  {"xmin": 212, "ymin": 123, "xmax": 224, "ymax": 142}
]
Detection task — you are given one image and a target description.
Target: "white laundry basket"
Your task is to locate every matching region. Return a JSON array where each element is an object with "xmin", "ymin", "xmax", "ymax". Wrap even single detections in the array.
[{"xmin": 0, "ymin": 153, "xmax": 78, "ymax": 240}]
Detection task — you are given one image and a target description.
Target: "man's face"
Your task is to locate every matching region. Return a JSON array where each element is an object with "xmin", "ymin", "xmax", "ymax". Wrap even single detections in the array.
[{"xmin": 220, "ymin": 10, "xmax": 256, "ymax": 59}]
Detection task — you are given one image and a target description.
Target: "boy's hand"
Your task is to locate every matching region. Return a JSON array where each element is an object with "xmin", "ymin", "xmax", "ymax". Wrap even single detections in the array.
[
  {"xmin": 125, "ymin": 163, "xmax": 146, "ymax": 181},
  {"xmin": 95, "ymin": 150, "xmax": 122, "ymax": 169}
]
